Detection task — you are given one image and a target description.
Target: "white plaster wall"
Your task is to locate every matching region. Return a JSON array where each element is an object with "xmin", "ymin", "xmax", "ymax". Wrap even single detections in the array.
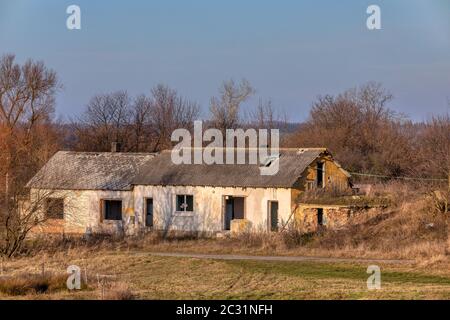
[
  {"xmin": 133, "ymin": 185, "xmax": 292, "ymax": 233},
  {"xmin": 30, "ymin": 188, "xmax": 135, "ymax": 234},
  {"xmin": 31, "ymin": 186, "xmax": 292, "ymax": 234}
]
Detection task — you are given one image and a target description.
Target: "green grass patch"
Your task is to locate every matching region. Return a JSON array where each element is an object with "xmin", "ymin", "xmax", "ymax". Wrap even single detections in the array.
[{"xmin": 224, "ymin": 260, "xmax": 450, "ymax": 286}]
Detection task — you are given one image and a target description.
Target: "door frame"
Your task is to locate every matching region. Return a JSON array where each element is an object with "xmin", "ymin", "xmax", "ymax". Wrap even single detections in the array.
[
  {"xmin": 222, "ymin": 195, "xmax": 246, "ymax": 231},
  {"xmin": 268, "ymin": 200, "xmax": 279, "ymax": 232}
]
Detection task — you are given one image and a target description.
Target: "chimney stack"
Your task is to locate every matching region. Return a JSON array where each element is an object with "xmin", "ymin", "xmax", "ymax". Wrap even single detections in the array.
[{"xmin": 111, "ymin": 142, "xmax": 121, "ymax": 153}]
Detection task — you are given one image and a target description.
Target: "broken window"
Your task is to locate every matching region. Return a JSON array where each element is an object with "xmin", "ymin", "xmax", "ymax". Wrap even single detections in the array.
[
  {"xmin": 45, "ymin": 198, "xmax": 64, "ymax": 219},
  {"xmin": 176, "ymin": 195, "xmax": 194, "ymax": 212},
  {"xmin": 103, "ymin": 200, "xmax": 122, "ymax": 221}
]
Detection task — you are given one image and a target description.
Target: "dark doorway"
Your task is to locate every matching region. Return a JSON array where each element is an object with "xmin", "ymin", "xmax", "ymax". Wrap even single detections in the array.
[
  {"xmin": 224, "ymin": 196, "xmax": 245, "ymax": 230},
  {"xmin": 317, "ymin": 208, "xmax": 324, "ymax": 226},
  {"xmin": 269, "ymin": 201, "xmax": 279, "ymax": 232},
  {"xmin": 146, "ymin": 198, "xmax": 154, "ymax": 228},
  {"xmin": 317, "ymin": 162, "xmax": 324, "ymax": 188}
]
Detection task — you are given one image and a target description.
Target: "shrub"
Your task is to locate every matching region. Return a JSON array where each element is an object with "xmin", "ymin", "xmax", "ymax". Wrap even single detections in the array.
[
  {"xmin": 99, "ymin": 282, "xmax": 135, "ymax": 300},
  {"xmin": 281, "ymin": 228, "xmax": 315, "ymax": 249},
  {"xmin": 0, "ymin": 273, "xmax": 68, "ymax": 296}
]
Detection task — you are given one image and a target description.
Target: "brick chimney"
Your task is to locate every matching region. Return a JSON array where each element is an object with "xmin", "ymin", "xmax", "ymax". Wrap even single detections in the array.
[{"xmin": 111, "ymin": 142, "xmax": 121, "ymax": 153}]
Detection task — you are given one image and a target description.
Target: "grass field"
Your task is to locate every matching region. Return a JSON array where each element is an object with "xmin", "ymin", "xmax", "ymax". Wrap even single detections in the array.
[{"xmin": 1, "ymin": 248, "xmax": 450, "ymax": 300}]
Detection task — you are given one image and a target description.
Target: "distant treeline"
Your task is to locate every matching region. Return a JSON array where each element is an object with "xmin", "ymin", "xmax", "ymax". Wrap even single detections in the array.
[{"xmin": 1, "ymin": 54, "xmax": 449, "ymax": 199}]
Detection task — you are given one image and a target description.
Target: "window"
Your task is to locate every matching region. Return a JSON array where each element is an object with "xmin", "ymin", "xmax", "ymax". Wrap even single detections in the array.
[
  {"xmin": 306, "ymin": 181, "xmax": 315, "ymax": 191},
  {"xmin": 103, "ymin": 200, "xmax": 122, "ymax": 221},
  {"xmin": 45, "ymin": 198, "xmax": 64, "ymax": 219},
  {"xmin": 176, "ymin": 195, "xmax": 194, "ymax": 212}
]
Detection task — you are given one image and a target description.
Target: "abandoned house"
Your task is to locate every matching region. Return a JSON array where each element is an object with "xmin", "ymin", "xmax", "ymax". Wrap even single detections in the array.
[{"xmin": 26, "ymin": 148, "xmax": 352, "ymax": 236}]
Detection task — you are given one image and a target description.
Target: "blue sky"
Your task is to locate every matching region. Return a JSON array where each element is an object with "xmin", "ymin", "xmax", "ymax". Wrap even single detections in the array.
[{"xmin": 1, "ymin": 0, "xmax": 449, "ymax": 122}]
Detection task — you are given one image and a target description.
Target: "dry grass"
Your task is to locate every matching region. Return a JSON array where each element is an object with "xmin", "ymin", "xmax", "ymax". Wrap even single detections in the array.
[
  {"xmin": 0, "ymin": 249, "xmax": 449, "ymax": 300},
  {"xmin": 112, "ymin": 190, "xmax": 447, "ymax": 262},
  {"xmin": 0, "ymin": 182, "xmax": 447, "ymax": 300},
  {"xmin": 306, "ymin": 197, "xmax": 448, "ymax": 259},
  {"xmin": 0, "ymin": 273, "xmax": 69, "ymax": 296},
  {"xmin": 101, "ymin": 282, "xmax": 135, "ymax": 300},
  {"xmin": 13, "ymin": 183, "xmax": 444, "ymax": 262},
  {"xmin": 19, "ymin": 192, "xmax": 447, "ymax": 262}
]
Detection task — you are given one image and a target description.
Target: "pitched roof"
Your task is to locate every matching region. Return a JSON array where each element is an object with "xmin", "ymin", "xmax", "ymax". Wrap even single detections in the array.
[
  {"xmin": 132, "ymin": 148, "xmax": 331, "ymax": 188},
  {"xmin": 27, "ymin": 151, "xmax": 156, "ymax": 191},
  {"xmin": 28, "ymin": 148, "xmax": 349, "ymax": 191}
]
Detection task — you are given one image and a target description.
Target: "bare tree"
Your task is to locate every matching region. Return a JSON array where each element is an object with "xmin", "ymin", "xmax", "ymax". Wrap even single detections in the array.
[
  {"xmin": 417, "ymin": 114, "xmax": 450, "ymax": 212},
  {"xmin": 285, "ymin": 82, "xmax": 414, "ymax": 176},
  {"xmin": 209, "ymin": 79, "xmax": 254, "ymax": 134},
  {"xmin": 148, "ymin": 84, "xmax": 200, "ymax": 152},
  {"xmin": 0, "ymin": 54, "xmax": 58, "ymax": 132},
  {"xmin": 0, "ymin": 54, "xmax": 60, "ymax": 174},
  {"xmin": 247, "ymin": 98, "xmax": 287, "ymax": 130},
  {"xmin": 73, "ymin": 91, "xmax": 132, "ymax": 152},
  {"xmin": 0, "ymin": 54, "xmax": 62, "ymax": 257},
  {"xmin": 0, "ymin": 53, "xmax": 60, "ymax": 200},
  {"xmin": 130, "ymin": 94, "xmax": 153, "ymax": 152},
  {"xmin": 1, "ymin": 189, "xmax": 66, "ymax": 258},
  {"xmin": 72, "ymin": 85, "xmax": 200, "ymax": 153}
]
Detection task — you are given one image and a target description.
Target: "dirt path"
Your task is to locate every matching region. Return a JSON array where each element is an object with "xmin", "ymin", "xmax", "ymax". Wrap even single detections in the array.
[{"xmin": 146, "ymin": 252, "xmax": 414, "ymax": 265}]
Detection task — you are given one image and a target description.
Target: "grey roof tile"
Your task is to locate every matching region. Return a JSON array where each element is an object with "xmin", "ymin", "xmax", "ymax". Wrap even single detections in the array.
[
  {"xmin": 27, "ymin": 151, "xmax": 156, "ymax": 191},
  {"xmin": 28, "ymin": 148, "xmax": 340, "ymax": 190},
  {"xmin": 132, "ymin": 148, "xmax": 328, "ymax": 188}
]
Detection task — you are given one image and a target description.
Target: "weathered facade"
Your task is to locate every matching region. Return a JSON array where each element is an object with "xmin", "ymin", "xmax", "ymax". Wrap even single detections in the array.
[
  {"xmin": 27, "ymin": 148, "xmax": 351, "ymax": 236},
  {"xmin": 293, "ymin": 205, "xmax": 382, "ymax": 233}
]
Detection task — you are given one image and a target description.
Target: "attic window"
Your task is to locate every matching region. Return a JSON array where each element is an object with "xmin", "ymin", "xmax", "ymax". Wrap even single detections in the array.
[
  {"xmin": 103, "ymin": 200, "xmax": 123, "ymax": 221},
  {"xmin": 45, "ymin": 198, "xmax": 64, "ymax": 219},
  {"xmin": 262, "ymin": 155, "xmax": 280, "ymax": 167}
]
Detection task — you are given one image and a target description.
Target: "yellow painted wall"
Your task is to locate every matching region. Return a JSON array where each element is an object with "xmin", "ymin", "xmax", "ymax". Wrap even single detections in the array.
[
  {"xmin": 290, "ymin": 155, "xmax": 351, "ymax": 228},
  {"xmin": 291, "ymin": 156, "xmax": 350, "ymax": 203},
  {"xmin": 299, "ymin": 155, "xmax": 349, "ymax": 191}
]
